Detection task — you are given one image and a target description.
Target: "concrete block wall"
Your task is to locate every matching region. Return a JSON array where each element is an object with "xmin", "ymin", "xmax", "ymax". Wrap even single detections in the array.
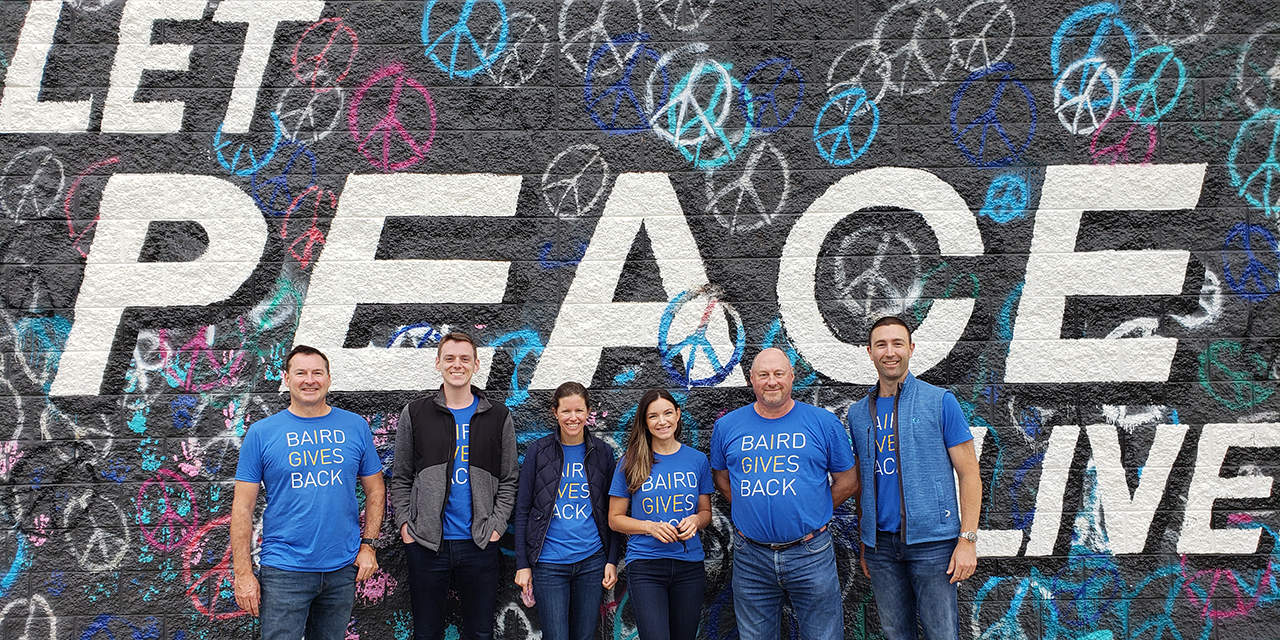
[{"xmin": 0, "ymin": 0, "xmax": 1278, "ymax": 637}]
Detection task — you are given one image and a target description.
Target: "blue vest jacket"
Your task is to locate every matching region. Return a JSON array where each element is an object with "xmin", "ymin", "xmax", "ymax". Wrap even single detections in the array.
[{"xmin": 847, "ymin": 372, "xmax": 961, "ymax": 548}]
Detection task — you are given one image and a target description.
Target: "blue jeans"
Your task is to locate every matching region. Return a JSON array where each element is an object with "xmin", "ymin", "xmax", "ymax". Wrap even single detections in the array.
[
  {"xmin": 863, "ymin": 531, "xmax": 959, "ymax": 640},
  {"xmin": 625, "ymin": 558, "xmax": 705, "ymax": 640},
  {"xmin": 404, "ymin": 540, "xmax": 499, "ymax": 640},
  {"xmin": 258, "ymin": 563, "xmax": 357, "ymax": 640},
  {"xmin": 730, "ymin": 528, "xmax": 843, "ymax": 640},
  {"xmin": 531, "ymin": 550, "xmax": 606, "ymax": 640}
]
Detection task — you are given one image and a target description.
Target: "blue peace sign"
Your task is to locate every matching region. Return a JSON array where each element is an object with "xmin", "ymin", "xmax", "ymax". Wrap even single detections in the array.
[
  {"xmin": 250, "ymin": 140, "xmax": 317, "ymax": 217},
  {"xmin": 1050, "ymin": 3, "xmax": 1137, "ymax": 79},
  {"xmin": 812, "ymin": 88, "xmax": 879, "ymax": 167},
  {"xmin": 583, "ymin": 32, "xmax": 669, "ymax": 135},
  {"xmin": 1119, "ymin": 45, "xmax": 1186, "ymax": 125},
  {"xmin": 1221, "ymin": 222, "xmax": 1280, "ymax": 301},
  {"xmin": 738, "ymin": 57, "xmax": 804, "ymax": 134},
  {"xmin": 950, "ymin": 62, "xmax": 1036, "ymax": 168},
  {"xmin": 1228, "ymin": 108, "xmax": 1280, "ymax": 217},
  {"xmin": 213, "ymin": 112, "xmax": 284, "ymax": 177},
  {"xmin": 421, "ymin": 0, "xmax": 508, "ymax": 79},
  {"xmin": 979, "ymin": 172, "xmax": 1029, "ymax": 223},
  {"xmin": 656, "ymin": 288, "xmax": 745, "ymax": 388}
]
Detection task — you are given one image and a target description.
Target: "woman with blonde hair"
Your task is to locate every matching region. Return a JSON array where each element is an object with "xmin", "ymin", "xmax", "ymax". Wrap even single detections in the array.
[{"xmin": 608, "ymin": 389, "xmax": 713, "ymax": 640}]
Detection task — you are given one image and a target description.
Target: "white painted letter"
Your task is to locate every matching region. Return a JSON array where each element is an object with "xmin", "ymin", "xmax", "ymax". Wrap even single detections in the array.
[
  {"xmin": 1025, "ymin": 425, "xmax": 1081, "ymax": 555},
  {"xmin": 50, "ymin": 174, "xmax": 269, "ymax": 396},
  {"xmin": 101, "ymin": 0, "xmax": 207, "ymax": 133},
  {"xmin": 291, "ymin": 174, "xmax": 521, "ymax": 391},
  {"xmin": 212, "ymin": 0, "xmax": 324, "ymax": 133},
  {"xmin": 1005, "ymin": 164, "xmax": 1206, "ymax": 383},
  {"xmin": 1179, "ymin": 423, "xmax": 1280, "ymax": 554},
  {"xmin": 530, "ymin": 173, "xmax": 745, "ymax": 390},
  {"xmin": 969, "ymin": 426, "xmax": 1025, "ymax": 557},
  {"xmin": 1086, "ymin": 423, "xmax": 1187, "ymax": 554},
  {"xmin": 778, "ymin": 167, "xmax": 983, "ymax": 384},
  {"xmin": 0, "ymin": 0, "xmax": 92, "ymax": 132}
]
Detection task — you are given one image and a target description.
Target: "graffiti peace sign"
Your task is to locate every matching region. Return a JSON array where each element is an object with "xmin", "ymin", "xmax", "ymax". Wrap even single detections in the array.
[
  {"xmin": 292, "ymin": 17, "xmax": 359, "ymax": 91},
  {"xmin": 656, "ymin": 285, "xmax": 745, "ymax": 388},
  {"xmin": 422, "ymin": 0, "xmax": 508, "ymax": 79},
  {"xmin": 184, "ymin": 514, "xmax": 248, "ymax": 619},
  {"xmin": 135, "ymin": 469, "xmax": 200, "ymax": 552},
  {"xmin": 1221, "ymin": 222, "xmax": 1280, "ymax": 301},
  {"xmin": 949, "ymin": 62, "xmax": 1036, "ymax": 168},
  {"xmin": 812, "ymin": 88, "xmax": 879, "ymax": 167},
  {"xmin": 348, "ymin": 62, "xmax": 438, "ymax": 172}
]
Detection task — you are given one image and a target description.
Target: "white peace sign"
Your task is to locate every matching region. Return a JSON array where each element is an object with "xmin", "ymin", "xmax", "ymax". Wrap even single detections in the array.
[
  {"xmin": 704, "ymin": 141, "xmax": 790, "ymax": 235},
  {"xmin": 832, "ymin": 226, "xmax": 924, "ymax": 319},
  {"xmin": 558, "ymin": 0, "xmax": 644, "ymax": 76},
  {"xmin": 62, "ymin": 489, "xmax": 131, "ymax": 572},
  {"xmin": 541, "ymin": 144, "xmax": 611, "ymax": 219},
  {"xmin": 1054, "ymin": 56, "xmax": 1120, "ymax": 135}
]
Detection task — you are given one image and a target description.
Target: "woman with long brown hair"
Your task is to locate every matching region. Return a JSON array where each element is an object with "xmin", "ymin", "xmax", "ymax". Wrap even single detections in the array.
[{"xmin": 607, "ymin": 389, "xmax": 713, "ymax": 640}]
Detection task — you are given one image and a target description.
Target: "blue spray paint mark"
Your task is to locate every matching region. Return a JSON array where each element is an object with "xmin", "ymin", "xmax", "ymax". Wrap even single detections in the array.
[
  {"xmin": 997, "ymin": 283, "xmax": 1024, "ymax": 341},
  {"xmin": 813, "ymin": 88, "xmax": 878, "ymax": 166},
  {"xmin": 539, "ymin": 240, "xmax": 588, "ymax": 269},
  {"xmin": 213, "ymin": 112, "xmax": 284, "ymax": 176},
  {"xmin": 1221, "ymin": 222, "xmax": 1280, "ymax": 301},
  {"xmin": 0, "ymin": 532, "xmax": 30, "ymax": 597},
  {"xmin": 950, "ymin": 62, "xmax": 1036, "ymax": 168},
  {"xmin": 613, "ymin": 368, "xmax": 638, "ymax": 385},
  {"xmin": 489, "ymin": 329, "xmax": 545, "ymax": 407},
  {"xmin": 421, "ymin": 0, "xmax": 508, "ymax": 79},
  {"xmin": 584, "ymin": 33, "xmax": 669, "ymax": 135},
  {"xmin": 739, "ymin": 57, "xmax": 804, "ymax": 134},
  {"xmin": 171, "ymin": 395, "xmax": 197, "ymax": 430},
  {"xmin": 979, "ymin": 173, "xmax": 1029, "ymax": 223}
]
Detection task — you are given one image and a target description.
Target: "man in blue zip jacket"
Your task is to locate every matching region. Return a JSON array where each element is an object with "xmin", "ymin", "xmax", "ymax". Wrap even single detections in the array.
[{"xmin": 847, "ymin": 316, "xmax": 982, "ymax": 640}]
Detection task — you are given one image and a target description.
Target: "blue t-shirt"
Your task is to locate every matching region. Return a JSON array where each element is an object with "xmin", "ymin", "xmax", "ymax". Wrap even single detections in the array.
[
  {"xmin": 609, "ymin": 444, "xmax": 713, "ymax": 562},
  {"xmin": 863, "ymin": 393, "xmax": 972, "ymax": 533},
  {"xmin": 442, "ymin": 397, "xmax": 478, "ymax": 540},
  {"xmin": 235, "ymin": 407, "xmax": 382, "ymax": 572},
  {"xmin": 710, "ymin": 401, "xmax": 855, "ymax": 543},
  {"xmin": 538, "ymin": 443, "xmax": 603, "ymax": 564}
]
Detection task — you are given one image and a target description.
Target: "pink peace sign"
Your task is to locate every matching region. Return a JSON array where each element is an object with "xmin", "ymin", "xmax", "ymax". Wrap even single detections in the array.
[
  {"xmin": 183, "ymin": 514, "xmax": 247, "ymax": 620},
  {"xmin": 136, "ymin": 469, "xmax": 200, "ymax": 552},
  {"xmin": 348, "ymin": 61, "xmax": 437, "ymax": 173},
  {"xmin": 283, "ymin": 185, "xmax": 337, "ymax": 268},
  {"xmin": 62, "ymin": 156, "xmax": 120, "ymax": 259},
  {"xmin": 292, "ymin": 17, "xmax": 359, "ymax": 91}
]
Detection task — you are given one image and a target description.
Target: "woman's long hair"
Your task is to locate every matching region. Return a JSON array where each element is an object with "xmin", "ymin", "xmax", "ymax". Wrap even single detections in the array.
[{"xmin": 622, "ymin": 389, "xmax": 682, "ymax": 493}]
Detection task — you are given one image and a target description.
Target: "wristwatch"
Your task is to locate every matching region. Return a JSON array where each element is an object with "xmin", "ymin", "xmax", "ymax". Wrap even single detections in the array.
[
  {"xmin": 360, "ymin": 537, "xmax": 376, "ymax": 546},
  {"xmin": 959, "ymin": 531, "xmax": 978, "ymax": 543}
]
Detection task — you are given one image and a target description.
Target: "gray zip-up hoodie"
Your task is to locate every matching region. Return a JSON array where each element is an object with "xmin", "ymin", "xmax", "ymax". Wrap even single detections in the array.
[{"xmin": 391, "ymin": 386, "xmax": 518, "ymax": 551}]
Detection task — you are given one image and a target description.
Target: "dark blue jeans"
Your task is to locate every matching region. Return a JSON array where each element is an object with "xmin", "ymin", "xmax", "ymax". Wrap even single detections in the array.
[
  {"xmin": 404, "ymin": 540, "xmax": 499, "ymax": 640},
  {"xmin": 258, "ymin": 563, "xmax": 357, "ymax": 640},
  {"xmin": 625, "ymin": 558, "xmax": 705, "ymax": 640},
  {"xmin": 530, "ymin": 550, "xmax": 606, "ymax": 640},
  {"xmin": 730, "ymin": 528, "xmax": 843, "ymax": 640},
  {"xmin": 863, "ymin": 531, "xmax": 959, "ymax": 640}
]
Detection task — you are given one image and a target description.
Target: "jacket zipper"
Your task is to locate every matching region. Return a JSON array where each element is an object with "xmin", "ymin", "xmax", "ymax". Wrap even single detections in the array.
[{"xmin": 867, "ymin": 379, "xmax": 908, "ymax": 544}]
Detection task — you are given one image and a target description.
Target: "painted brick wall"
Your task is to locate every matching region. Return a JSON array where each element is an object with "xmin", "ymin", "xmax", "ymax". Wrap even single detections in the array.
[{"xmin": 1, "ymin": 0, "xmax": 1278, "ymax": 638}]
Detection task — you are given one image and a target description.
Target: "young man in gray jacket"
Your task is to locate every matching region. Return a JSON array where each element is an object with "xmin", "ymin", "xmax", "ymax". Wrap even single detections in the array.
[{"xmin": 391, "ymin": 332, "xmax": 518, "ymax": 640}]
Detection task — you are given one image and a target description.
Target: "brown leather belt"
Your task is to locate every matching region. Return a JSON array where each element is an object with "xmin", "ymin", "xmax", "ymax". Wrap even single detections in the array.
[{"xmin": 739, "ymin": 525, "xmax": 828, "ymax": 551}]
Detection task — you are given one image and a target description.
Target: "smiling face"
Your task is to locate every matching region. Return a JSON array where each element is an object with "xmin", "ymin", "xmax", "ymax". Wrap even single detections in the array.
[
  {"xmin": 644, "ymin": 397, "xmax": 681, "ymax": 446},
  {"xmin": 868, "ymin": 322, "xmax": 914, "ymax": 387},
  {"xmin": 284, "ymin": 352, "xmax": 330, "ymax": 411},
  {"xmin": 554, "ymin": 393, "xmax": 589, "ymax": 445},
  {"xmin": 750, "ymin": 348, "xmax": 795, "ymax": 411},
  {"xmin": 435, "ymin": 338, "xmax": 478, "ymax": 391}
]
